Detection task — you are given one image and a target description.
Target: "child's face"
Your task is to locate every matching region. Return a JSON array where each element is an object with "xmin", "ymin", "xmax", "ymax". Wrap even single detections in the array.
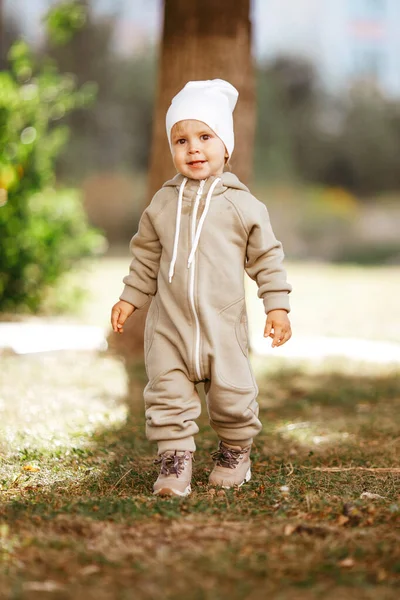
[{"xmin": 170, "ymin": 120, "xmax": 228, "ymax": 180}]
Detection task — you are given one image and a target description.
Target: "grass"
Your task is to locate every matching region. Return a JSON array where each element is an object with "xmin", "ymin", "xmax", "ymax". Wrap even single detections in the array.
[
  {"xmin": 0, "ymin": 259, "xmax": 399, "ymax": 598},
  {"xmin": 0, "ymin": 351, "xmax": 399, "ymax": 599}
]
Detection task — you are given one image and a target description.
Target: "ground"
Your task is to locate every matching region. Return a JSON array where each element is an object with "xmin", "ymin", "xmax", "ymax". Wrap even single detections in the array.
[{"xmin": 0, "ymin": 259, "xmax": 399, "ymax": 599}]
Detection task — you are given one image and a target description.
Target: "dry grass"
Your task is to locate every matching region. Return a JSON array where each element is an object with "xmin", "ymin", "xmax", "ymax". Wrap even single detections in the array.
[{"xmin": 0, "ymin": 350, "xmax": 399, "ymax": 599}]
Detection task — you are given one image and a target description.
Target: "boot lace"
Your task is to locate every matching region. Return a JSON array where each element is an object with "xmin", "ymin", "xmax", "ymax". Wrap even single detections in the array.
[
  {"xmin": 211, "ymin": 444, "xmax": 245, "ymax": 469},
  {"xmin": 154, "ymin": 451, "xmax": 190, "ymax": 478}
]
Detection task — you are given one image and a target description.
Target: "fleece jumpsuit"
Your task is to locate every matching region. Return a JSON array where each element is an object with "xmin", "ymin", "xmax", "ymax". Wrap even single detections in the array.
[{"xmin": 120, "ymin": 172, "xmax": 291, "ymax": 454}]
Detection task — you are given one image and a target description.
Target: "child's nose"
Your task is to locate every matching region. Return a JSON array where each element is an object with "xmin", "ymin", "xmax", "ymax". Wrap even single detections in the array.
[{"xmin": 188, "ymin": 142, "xmax": 199, "ymax": 153}]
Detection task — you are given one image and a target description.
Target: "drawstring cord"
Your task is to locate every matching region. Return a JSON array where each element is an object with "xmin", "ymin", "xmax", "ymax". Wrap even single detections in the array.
[
  {"xmin": 187, "ymin": 177, "xmax": 220, "ymax": 268},
  {"xmin": 168, "ymin": 177, "xmax": 187, "ymax": 283},
  {"xmin": 168, "ymin": 176, "xmax": 221, "ymax": 283}
]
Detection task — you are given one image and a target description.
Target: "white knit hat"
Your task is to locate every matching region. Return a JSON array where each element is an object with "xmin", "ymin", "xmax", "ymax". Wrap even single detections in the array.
[{"xmin": 166, "ymin": 79, "xmax": 239, "ymax": 158}]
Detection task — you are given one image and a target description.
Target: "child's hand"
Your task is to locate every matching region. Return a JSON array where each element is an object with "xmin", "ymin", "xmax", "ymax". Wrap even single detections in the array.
[
  {"xmin": 111, "ymin": 300, "xmax": 135, "ymax": 334},
  {"xmin": 264, "ymin": 309, "xmax": 292, "ymax": 348}
]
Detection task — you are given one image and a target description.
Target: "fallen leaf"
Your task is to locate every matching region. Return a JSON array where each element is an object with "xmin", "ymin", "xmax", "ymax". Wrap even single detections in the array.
[
  {"xmin": 22, "ymin": 465, "xmax": 40, "ymax": 472},
  {"xmin": 338, "ymin": 557, "xmax": 355, "ymax": 568},
  {"xmin": 360, "ymin": 492, "xmax": 386, "ymax": 500},
  {"xmin": 284, "ymin": 524, "xmax": 297, "ymax": 536},
  {"xmin": 337, "ymin": 515, "xmax": 349, "ymax": 526}
]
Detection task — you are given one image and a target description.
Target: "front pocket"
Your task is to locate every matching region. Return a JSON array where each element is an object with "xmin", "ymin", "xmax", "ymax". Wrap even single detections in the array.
[
  {"xmin": 216, "ymin": 298, "xmax": 255, "ymax": 389},
  {"xmin": 144, "ymin": 297, "xmax": 159, "ymax": 359},
  {"xmin": 235, "ymin": 305, "xmax": 249, "ymax": 357}
]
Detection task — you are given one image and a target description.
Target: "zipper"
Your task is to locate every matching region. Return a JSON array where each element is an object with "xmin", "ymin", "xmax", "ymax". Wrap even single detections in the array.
[{"xmin": 189, "ymin": 179, "xmax": 206, "ymax": 381}]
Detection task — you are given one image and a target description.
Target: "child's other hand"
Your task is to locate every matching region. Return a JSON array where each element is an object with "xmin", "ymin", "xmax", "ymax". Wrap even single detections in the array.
[
  {"xmin": 264, "ymin": 309, "xmax": 292, "ymax": 348},
  {"xmin": 111, "ymin": 300, "xmax": 135, "ymax": 334}
]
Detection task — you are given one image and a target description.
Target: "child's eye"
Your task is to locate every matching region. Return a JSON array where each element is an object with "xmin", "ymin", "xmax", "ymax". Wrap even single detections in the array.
[
  {"xmin": 201, "ymin": 134, "xmax": 211, "ymax": 141},
  {"xmin": 176, "ymin": 139, "xmax": 186, "ymax": 144}
]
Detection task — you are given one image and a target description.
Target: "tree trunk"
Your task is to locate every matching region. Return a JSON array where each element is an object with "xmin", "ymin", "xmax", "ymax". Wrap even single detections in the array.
[
  {"xmin": 149, "ymin": 0, "xmax": 255, "ymax": 198},
  {"xmin": 111, "ymin": 0, "xmax": 255, "ymax": 361}
]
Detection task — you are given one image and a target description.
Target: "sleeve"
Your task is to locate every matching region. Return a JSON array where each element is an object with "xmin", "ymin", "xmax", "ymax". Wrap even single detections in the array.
[
  {"xmin": 119, "ymin": 205, "xmax": 162, "ymax": 309},
  {"xmin": 244, "ymin": 201, "xmax": 292, "ymax": 314}
]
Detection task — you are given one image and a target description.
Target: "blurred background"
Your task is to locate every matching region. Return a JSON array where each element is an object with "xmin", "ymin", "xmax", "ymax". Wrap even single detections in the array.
[{"xmin": 1, "ymin": 0, "xmax": 400, "ymax": 325}]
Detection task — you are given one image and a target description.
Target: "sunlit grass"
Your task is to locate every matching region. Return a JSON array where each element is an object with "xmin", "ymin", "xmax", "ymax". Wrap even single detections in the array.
[{"xmin": 0, "ymin": 353, "xmax": 128, "ymax": 495}]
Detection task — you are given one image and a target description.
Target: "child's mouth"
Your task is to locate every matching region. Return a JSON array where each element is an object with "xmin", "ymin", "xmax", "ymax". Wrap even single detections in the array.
[{"xmin": 188, "ymin": 160, "xmax": 206, "ymax": 167}]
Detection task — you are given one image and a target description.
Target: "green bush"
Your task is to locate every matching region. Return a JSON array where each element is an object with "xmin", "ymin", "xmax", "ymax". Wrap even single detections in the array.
[
  {"xmin": 0, "ymin": 39, "xmax": 104, "ymax": 313},
  {"xmin": 0, "ymin": 187, "xmax": 104, "ymax": 312}
]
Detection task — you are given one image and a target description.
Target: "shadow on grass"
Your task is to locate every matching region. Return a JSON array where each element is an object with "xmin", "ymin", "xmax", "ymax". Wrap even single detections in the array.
[
  {"xmin": 1, "ymin": 353, "xmax": 399, "ymax": 523},
  {"xmin": 1, "ymin": 352, "xmax": 399, "ymax": 599}
]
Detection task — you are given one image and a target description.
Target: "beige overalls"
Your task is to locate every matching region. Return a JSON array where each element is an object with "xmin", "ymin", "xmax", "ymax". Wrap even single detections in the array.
[{"xmin": 120, "ymin": 173, "xmax": 291, "ymax": 453}]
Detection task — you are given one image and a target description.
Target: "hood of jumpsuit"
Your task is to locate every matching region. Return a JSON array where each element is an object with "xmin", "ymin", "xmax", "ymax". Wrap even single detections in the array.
[{"xmin": 162, "ymin": 172, "xmax": 250, "ymax": 284}]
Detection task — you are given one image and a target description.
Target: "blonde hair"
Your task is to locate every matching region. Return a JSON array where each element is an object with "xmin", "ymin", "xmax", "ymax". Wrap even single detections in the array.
[{"xmin": 171, "ymin": 121, "xmax": 190, "ymax": 139}]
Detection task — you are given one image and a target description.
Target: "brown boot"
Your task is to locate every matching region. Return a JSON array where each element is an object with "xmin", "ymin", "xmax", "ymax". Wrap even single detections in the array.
[
  {"xmin": 153, "ymin": 450, "xmax": 193, "ymax": 497},
  {"xmin": 209, "ymin": 442, "xmax": 251, "ymax": 489}
]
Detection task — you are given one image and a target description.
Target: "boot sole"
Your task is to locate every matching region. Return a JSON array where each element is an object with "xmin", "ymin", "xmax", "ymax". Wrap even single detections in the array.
[
  {"xmin": 221, "ymin": 467, "xmax": 251, "ymax": 490},
  {"xmin": 153, "ymin": 484, "xmax": 191, "ymax": 498}
]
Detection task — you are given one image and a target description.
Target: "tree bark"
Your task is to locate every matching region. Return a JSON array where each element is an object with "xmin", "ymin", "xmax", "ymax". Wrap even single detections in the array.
[
  {"xmin": 111, "ymin": 0, "xmax": 255, "ymax": 360},
  {"xmin": 149, "ymin": 0, "xmax": 255, "ymax": 198}
]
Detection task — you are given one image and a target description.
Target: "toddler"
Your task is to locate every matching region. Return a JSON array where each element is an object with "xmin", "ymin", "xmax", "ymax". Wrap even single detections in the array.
[{"xmin": 111, "ymin": 79, "xmax": 292, "ymax": 497}]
